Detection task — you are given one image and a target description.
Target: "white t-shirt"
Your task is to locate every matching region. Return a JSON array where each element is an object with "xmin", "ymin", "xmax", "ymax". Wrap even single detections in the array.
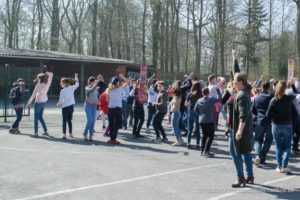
[
  {"xmin": 148, "ymin": 86, "xmax": 158, "ymax": 104},
  {"xmin": 108, "ymin": 87, "xmax": 123, "ymax": 108},
  {"xmin": 208, "ymin": 84, "xmax": 219, "ymax": 100},
  {"xmin": 59, "ymin": 82, "xmax": 80, "ymax": 108}
]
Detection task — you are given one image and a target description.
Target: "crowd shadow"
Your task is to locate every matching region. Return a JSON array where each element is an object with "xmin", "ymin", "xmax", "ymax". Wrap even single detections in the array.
[
  {"xmin": 16, "ymin": 131, "xmax": 181, "ymax": 155},
  {"xmin": 248, "ymin": 184, "xmax": 300, "ymax": 200}
]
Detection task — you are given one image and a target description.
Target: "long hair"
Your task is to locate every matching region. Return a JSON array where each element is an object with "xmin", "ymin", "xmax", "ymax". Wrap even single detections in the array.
[
  {"xmin": 34, "ymin": 73, "xmax": 48, "ymax": 84},
  {"xmin": 172, "ymin": 80, "xmax": 182, "ymax": 97},
  {"xmin": 275, "ymin": 80, "xmax": 286, "ymax": 100},
  {"xmin": 191, "ymin": 82, "xmax": 202, "ymax": 98},
  {"xmin": 234, "ymin": 73, "xmax": 248, "ymax": 87}
]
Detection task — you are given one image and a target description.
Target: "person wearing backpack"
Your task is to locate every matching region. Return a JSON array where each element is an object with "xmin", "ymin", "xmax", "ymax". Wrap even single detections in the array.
[
  {"xmin": 26, "ymin": 71, "xmax": 53, "ymax": 137},
  {"xmin": 57, "ymin": 73, "xmax": 79, "ymax": 139},
  {"xmin": 9, "ymin": 78, "xmax": 26, "ymax": 134},
  {"xmin": 84, "ymin": 76, "xmax": 99, "ymax": 141}
]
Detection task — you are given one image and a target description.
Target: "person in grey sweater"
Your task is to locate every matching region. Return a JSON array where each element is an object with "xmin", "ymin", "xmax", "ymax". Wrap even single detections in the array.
[
  {"xmin": 153, "ymin": 81, "xmax": 169, "ymax": 142},
  {"xmin": 195, "ymin": 87, "xmax": 218, "ymax": 157}
]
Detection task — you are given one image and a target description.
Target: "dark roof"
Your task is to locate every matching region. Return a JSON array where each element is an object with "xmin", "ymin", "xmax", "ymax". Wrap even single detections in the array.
[{"xmin": 0, "ymin": 48, "xmax": 135, "ymax": 65}]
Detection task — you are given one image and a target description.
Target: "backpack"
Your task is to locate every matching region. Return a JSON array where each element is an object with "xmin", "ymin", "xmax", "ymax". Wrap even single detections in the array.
[{"xmin": 9, "ymin": 85, "xmax": 22, "ymax": 105}]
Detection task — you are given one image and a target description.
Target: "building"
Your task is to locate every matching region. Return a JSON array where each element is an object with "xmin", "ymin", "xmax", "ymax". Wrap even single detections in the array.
[{"xmin": 0, "ymin": 48, "xmax": 158, "ymax": 100}]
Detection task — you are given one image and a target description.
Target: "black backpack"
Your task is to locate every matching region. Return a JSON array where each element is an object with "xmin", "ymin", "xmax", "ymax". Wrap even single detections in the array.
[{"xmin": 9, "ymin": 85, "xmax": 22, "ymax": 105}]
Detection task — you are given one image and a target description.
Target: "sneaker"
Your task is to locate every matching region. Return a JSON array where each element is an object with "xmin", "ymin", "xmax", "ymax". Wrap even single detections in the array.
[
  {"xmin": 172, "ymin": 142, "xmax": 183, "ymax": 146},
  {"xmin": 161, "ymin": 138, "xmax": 168, "ymax": 143},
  {"xmin": 259, "ymin": 162, "xmax": 271, "ymax": 168},
  {"xmin": 68, "ymin": 134, "xmax": 74, "ymax": 138},
  {"xmin": 108, "ymin": 139, "xmax": 121, "ymax": 145},
  {"xmin": 83, "ymin": 135, "xmax": 88, "ymax": 141},
  {"xmin": 42, "ymin": 132, "xmax": 49, "ymax": 136},
  {"xmin": 195, "ymin": 145, "xmax": 200, "ymax": 150},
  {"xmin": 88, "ymin": 134, "xmax": 93, "ymax": 141},
  {"xmin": 187, "ymin": 144, "xmax": 193, "ymax": 149},
  {"xmin": 154, "ymin": 137, "xmax": 162, "ymax": 142},
  {"xmin": 9, "ymin": 128, "xmax": 15, "ymax": 134},
  {"xmin": 15, "ymin": 129, "xmax": 21, "ymax": 134},
  {"xmin": 34, "ymin": 132, "xmax": 38, "ymax": 137},
  {"xmin": 61, "ymin": 134, "xmax": 67, "ymax": 139},
  {"xmin": 201, "ymin": 151, "xmax": 215, "ymax": 158},
  {"xmin": 254, "ymin": 156, "xmax": 261, "ymax": 167},
  {"xmin": 145, "ymin": 128, "xmax": 151, "ymax": 133},
  {"xmin": 281, "ymin": 167, "xmax": 292, "ymax": 174}
]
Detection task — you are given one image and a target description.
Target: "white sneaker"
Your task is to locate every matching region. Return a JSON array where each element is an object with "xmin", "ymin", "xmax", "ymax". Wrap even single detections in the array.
[
  {"xmin": 83, "ymin": 135, "xmax": 88, "ymax": 141},
  {"xmin": 254, "ymin": 156, "xmax": 261, "ymax": 167},
  {"xmin": 68, "ymin": 134, "xmax": 74, "ymax": 138},
  {"xmin": 89, "ymin": 134, "xmax": 93, "ymax": 141},
  {"xmin": 276, "ymin": 167, "xmax": 282, "ymax": 173},
  {"xmin": 61, "ymin": 134, "xmax": 67, "ymax": 139},
  {"xmin": 172, "ymin": 142, "xmax": 183, "ymax": 146},
  {"xmin": 281, "ymin": 167, "xmax": 291, "ymax": 174}
]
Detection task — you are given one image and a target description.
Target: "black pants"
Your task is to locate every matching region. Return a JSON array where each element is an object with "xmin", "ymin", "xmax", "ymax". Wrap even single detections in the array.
[
  {"xmin": 147, "ymin": 103, "xmax": 156, "ymax": 128},
  {"xmin": 62, "ymin": 105, "xmax": 74, "ymax": 134},
  {"xmin": 200, "ymin": 123, "xmax": 215, "ymax": 152},
  {"xmin": 108, "ymin": 107, "xmax": 122, "ymax": 140},
  {"xmin": 127, "ymin": 103, "xmax": 133, "ymax": 125},
  {"xmin": 153, "ymin": 112, "xmax": 167, "ymax": 139},
  {"xmin": 133, "ymin": 106, "xmax": 144, "ymax": 136}
]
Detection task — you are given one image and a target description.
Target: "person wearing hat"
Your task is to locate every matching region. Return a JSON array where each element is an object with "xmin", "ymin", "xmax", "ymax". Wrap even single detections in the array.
[{"xmin": 106, "ymin": 74, "xmax": 128, "ymax": 145}]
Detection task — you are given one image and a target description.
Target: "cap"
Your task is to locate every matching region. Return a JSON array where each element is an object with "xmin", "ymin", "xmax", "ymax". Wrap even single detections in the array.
[{"xmin": 111, "ymin": 76, "xmax": 119, "ymax": 84}]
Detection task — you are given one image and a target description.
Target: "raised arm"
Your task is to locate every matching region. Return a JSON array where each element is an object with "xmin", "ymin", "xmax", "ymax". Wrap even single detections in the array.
[{"xmin": 232, "ymin": 49, "xmax": 240, "ymax": 74}]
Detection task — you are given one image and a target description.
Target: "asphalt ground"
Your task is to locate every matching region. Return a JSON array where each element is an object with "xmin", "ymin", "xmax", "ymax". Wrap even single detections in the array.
[{"xmin": 0, "ymin": 103, "xmax": 300, "ymax": 200}]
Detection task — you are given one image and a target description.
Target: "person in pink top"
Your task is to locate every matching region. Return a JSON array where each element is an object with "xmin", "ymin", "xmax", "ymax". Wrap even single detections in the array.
[{"xmin": 26, "ymin": 71, "xmax": 53, "ymax": 137}]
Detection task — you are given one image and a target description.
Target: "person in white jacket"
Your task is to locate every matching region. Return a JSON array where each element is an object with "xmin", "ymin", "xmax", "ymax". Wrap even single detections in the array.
[
  {"xmin": 57, "ymin": 73, "xmax": 79, "ymax": 139},
  {"xmin": 26, "ymin": 71, "xmax": 53, "ymax": 137}
]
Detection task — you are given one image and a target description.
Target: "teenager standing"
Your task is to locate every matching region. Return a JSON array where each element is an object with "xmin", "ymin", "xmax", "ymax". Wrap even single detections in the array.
[
  {"xmin": 57, "ymin": 73, "xmax": 79, "ymax": 139},
  {"xmin": 26, "ymin": 71, "xmax": 53, "ymax": 137}
]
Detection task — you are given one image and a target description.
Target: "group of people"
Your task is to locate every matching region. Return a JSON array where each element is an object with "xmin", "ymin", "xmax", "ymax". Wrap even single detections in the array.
[{"xmin": 8, "ymin": 50, "xmax": 299, "ymax": 188}]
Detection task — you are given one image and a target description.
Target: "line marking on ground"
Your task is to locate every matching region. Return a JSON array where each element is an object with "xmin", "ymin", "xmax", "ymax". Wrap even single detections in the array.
[
  {"xmin": 207, "ymin": 175, "xmax": 297, "ymax": 200},
  {"xmin": 14, "ymin": 163, "xmax": 224, "ymax": 200}
]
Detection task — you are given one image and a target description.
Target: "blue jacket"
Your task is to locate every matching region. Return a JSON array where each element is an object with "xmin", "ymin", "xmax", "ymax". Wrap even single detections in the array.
[
  {"xmin": 252, "ymin": 91, "xmax": 273, "ymax": 126},
  {"xmin": 194, "ymin": 96, "xmax": 218, "ymax": 124}
]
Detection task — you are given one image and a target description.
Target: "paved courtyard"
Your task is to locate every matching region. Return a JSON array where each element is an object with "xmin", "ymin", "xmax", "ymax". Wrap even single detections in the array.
[{"xmin": 0, "ymin": 103, "xmax": 300, "ymax": 200}]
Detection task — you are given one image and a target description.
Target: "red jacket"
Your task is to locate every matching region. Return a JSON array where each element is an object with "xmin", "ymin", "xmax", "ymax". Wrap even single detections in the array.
[{"xmin": 99, "ymin": 92, "xmax": 108, "ymax": 115}]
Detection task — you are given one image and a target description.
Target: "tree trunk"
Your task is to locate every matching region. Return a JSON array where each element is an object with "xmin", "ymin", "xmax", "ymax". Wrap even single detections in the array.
[
  {"xmin": 50, "ymin": 0, "xmax": 59, "ymax": 51},
  {"xmin": 142, "ymin": 0, "xmax": 147, "ymax": 64},
  {"xmin": 91, "ymin": 0, "xmax": 98, "ymax": 56},
  {"xmin": 152, "ymin": 0, "xmax": 161, "ymax": 68}
]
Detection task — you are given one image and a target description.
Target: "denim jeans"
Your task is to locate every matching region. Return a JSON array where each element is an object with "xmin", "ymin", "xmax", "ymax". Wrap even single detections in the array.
[
  {"xmin": 228, "ymin": 133, "xmax": 254, "ymax": 178},
  {"xmin": 34, "ymin": 102, "xmax": 48, "ymax": 134},
  {"xmin": 84, "ymin": 104, "xmax": 97, "ymax": 135},
  {"xmin": 108, "ymin": 107, "xmax": 122, "ymax": 140},
  {"xmin": 147, "ymin": 103, "xmax": 156, "ymax": 128},
  {"xmin": 12, "ymin": 107, "xmax": 23, "ymax": 129},
  {"xmin": 133, "ymin": 106, "xmax": 144, "ymax": 136},
  {"xmin": 254, "ymin": 123, "xmax": 273, "ymax": 162},
  {"xmin": 187, "ymin": 108, "xmax": 200, "ymax": 145},
  {"xmin": 272, "ymin": 124, "xmax": 293, "ymax": 168},
  {"xmin": 172, "ymin": 111, "xmax": 182, "ymax": 141},
  {"xmin": 127, "ymin": 103, "xmax": 134, "ymax": 126},
  {"xmin": 122, "ymin": 100, "xmax": 128, "ymax": 127}
]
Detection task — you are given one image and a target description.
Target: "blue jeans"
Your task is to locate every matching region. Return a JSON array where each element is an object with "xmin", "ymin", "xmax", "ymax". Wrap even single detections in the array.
[
  {"xmin": 122, "ymin": 100, "xmax": 128, "ymax": 127},
  {"xmin": 228, "ymin": 133, "xmax": 254, "ymax": 177},
  {"xmin": 254, "ymin": 123, "xmax": 273, "ymax": 163},
  {"xmin": 187, "ymin": 108, "xmax": 200, "ymax": 145},
  {"xmin": 84, "ymin": 104, "xmax": 97, "ymax": 135},
  {"xmin": 172, "ymin": 111, "xmax": 182, "ymax": 141},
  {"xmin": 34, "ymin": 103, "xmax": 48, "ymax": 134},
  {"xmin": 147, "ymin": 103, "xmax": 156, "ymax": 128},
  {"xmin": 272, "ymin": 124, "xmax": 293, "ymax": 168},
  {"xmin": 12, "ymin": 107, "xmax": 23, "ymax": 129}
]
